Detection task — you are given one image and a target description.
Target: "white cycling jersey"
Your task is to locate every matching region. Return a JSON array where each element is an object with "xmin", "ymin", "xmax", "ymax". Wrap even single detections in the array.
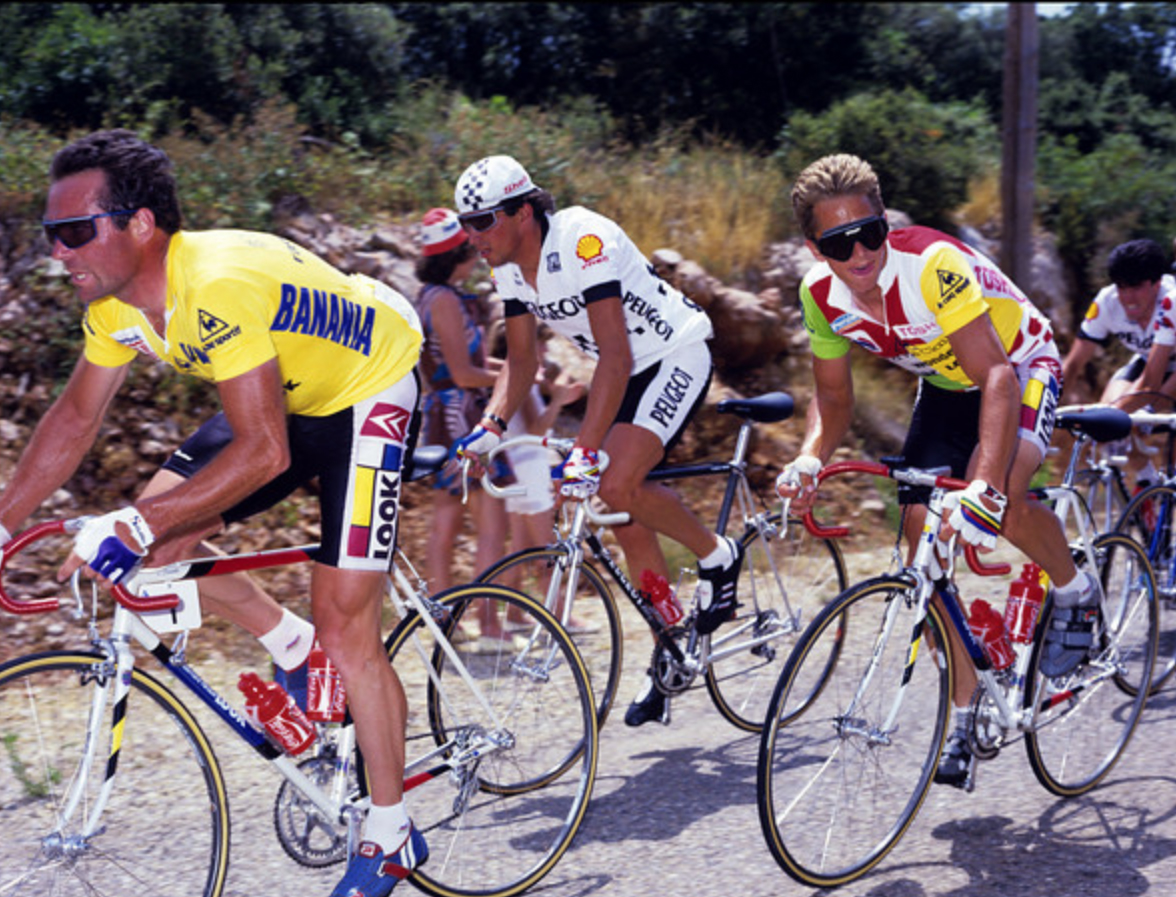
[
  {"xmin": 1077, "ymin": 273, "xmax": 1176, "ymax": 356},
  {"xmin": 492, "ymin": 206, "xmax": 713, "ymax": 370}
]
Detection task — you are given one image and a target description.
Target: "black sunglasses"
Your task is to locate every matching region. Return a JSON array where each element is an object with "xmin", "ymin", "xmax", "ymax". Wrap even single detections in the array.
[
  {"xmin": 42, "ymin": 210, "xmax": 136, "ymax": 250},
  {"xmin": 815, "ymin": 215, "xmax": 889, "ymax": 262}
]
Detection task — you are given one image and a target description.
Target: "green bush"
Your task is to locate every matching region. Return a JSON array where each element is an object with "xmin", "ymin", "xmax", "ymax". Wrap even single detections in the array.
[{"xmin": 774, "ymin": 87, "xmax": 998, "ymax": 231}]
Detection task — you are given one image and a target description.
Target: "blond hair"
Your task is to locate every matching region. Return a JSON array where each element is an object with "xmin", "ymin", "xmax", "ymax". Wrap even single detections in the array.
[{"xmin": 791, "ymin": 154, "xmax": 884, "ymax": 240}]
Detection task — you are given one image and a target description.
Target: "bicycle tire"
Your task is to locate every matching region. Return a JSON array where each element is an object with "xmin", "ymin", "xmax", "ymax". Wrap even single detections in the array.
[
  {"xmin": 0, "ymin": 651, "xmax": 230, "ymax": 897},
  {"xmin": 1025, "ymin": 533, "xmax": 1157, "ymax": 797},
  {"xmin": 1115, "ymin": 482, "xmax": 1176, "ymax": 691},
  {"xmin": 757, "ymin": 576, "xmax": 951, "ymax": 888},
  {"xmin": 477, "ymin": 546, "xmax": 622, "ymax": 727},
  {"xmin": 706, "ymin": 514, "xmax": 848, "ymax": 732},
  {"xmin": 383, "ymin": 583, "xmax": 597, "ymax": 897}
]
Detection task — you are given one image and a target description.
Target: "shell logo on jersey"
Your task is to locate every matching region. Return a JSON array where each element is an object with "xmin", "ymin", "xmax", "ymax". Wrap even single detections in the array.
[
  {"xmin": 1085, "ymin": 303, "xmax": 1100, "ymax": 322},
  {"xmin": 576, "ymin": 234, "xmax": 605, "ymax": 265},
  {"xmin": 360, "ymin": 402, "xmax": 411, "ymax": 441}
]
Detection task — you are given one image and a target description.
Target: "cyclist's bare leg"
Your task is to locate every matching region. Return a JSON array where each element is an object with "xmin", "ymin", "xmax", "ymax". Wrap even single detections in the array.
[
  {"xmin": 1001, "ymin": 439, "xmax": 1079, "ymax": 586},
  {"xmin": 139, "ymin": 468, "xmax": 282, "ymax": 636},
  {"xmin": 312, "ymin": 564, "xmax": 406, "ymax": 805},
  {"xmin": 598, "ymin": 423, "xmax": 719, "ymax": 561},
  {"xmin": 425, "ymin": 487, "xmax": 464, "ymax": 593}
]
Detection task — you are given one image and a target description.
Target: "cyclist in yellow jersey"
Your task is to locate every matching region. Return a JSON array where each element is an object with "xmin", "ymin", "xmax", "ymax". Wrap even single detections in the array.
[
  {"xmin": 0, "ymin": 130, "xmax": 427, "ymax": 897},
  {"xmin": 775, "ymin": 154, "xmax": 1096, "ymax": 791}
]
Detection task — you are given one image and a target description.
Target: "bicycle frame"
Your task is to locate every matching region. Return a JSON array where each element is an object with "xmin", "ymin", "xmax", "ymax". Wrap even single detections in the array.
[
  {"xmin": 483, "ymin": 415, "xmax": 809, "ymax": 672},
  {"xmin": 0, "ymin": 524, "xmax": 534, "ymax": 851}
]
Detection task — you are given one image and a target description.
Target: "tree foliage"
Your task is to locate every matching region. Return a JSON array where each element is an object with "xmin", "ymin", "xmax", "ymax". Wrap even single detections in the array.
[{"xmin": 3, "ymin": 2, "xmax": 1176, "ymax": 301}]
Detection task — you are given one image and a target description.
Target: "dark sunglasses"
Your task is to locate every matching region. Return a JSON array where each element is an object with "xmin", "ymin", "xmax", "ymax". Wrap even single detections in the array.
[
  {"xmin": 42, "ymin": 210, "xmax": 136, "ymax": 250},
  {"xmin": 458, "ymin": 208, "xmax": 504, "ymax": 234},
  {"xmin": 815, "ymin": 215, "xmax": 889, "ymax": 262}
]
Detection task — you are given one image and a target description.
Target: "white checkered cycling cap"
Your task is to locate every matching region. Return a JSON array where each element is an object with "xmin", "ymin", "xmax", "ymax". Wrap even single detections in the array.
[{"xmin": 455, "ymin": 155, "xmax": 539, "ymax": 215}]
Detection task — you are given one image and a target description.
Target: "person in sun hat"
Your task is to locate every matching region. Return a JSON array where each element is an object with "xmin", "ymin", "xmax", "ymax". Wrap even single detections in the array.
[
  {"xmin": 413, "ymin": 207, "xmax": 516, "ymax": 648},
  {"xmin": 0, "ymin": 128, "xmax": 427, "ymax": 897},
  {"xmin": 449, "ymin": 154, "xmax": 743, "ymax": 728},
  {"xmin": 776, "ymin": 153, "xmax": 1092, "ymax": 791}
]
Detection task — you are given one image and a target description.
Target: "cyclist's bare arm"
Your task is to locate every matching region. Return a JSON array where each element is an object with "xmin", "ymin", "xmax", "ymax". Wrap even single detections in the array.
[
  {"xmin": 484, "ymin": 312, "xmax": 541, "ymax": 426},
  {"xmin": 777, "ymin": 353, "xmax": 854, "ymax": 514},
  {"xmin": 947, "ymin": 314, "xmax": 1020, "ymax": 495},
  {"xmin": 0, "ymin": 356, "xmax": 127, "ymax": 532},
  {"xmin": 136, "ymin": 358, "xmax": 290, "ymax": 539}
]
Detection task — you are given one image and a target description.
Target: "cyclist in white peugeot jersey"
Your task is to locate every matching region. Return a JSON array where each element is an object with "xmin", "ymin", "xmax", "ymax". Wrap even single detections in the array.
[
  {"xmin": 450, "ymin": 155, "xmax": 741, "ymax": 727},
  {"xmin": 1062, "ymin": 238, "xmax": 1176, "ymax": 410}
]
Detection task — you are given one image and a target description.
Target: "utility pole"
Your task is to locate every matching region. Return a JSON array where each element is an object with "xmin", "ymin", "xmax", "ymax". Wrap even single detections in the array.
[{"xmin": 1001, "ymin": 2, "xmax": 1038, "ymax": 290}]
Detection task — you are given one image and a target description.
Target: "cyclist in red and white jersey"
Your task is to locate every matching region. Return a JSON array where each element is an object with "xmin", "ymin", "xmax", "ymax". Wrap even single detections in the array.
[{"xmin": 776, "ymin": 153, "xmax": 1095, "ymax": 790}]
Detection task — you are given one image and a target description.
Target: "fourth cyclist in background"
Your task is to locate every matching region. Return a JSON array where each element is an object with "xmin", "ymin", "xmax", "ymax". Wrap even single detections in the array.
[
  {"xmin": 775, "ymin": 153, "xmax": 1097, "ymax": 790},
  {"xmin": 449, "ymin": 155, "xmax": 743, "ymax": 727},
  {"xmin": 1060, "ymin": 237, "xmax": 1176, "ymax": 489}
]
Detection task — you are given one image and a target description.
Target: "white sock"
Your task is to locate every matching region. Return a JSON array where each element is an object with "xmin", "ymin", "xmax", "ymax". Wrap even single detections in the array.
[
  {"xmin": 699, "ymin": 535, "xmax": 734, "ymax": 570},
  {"xmin": 258, "ymin": 609, "xmax": 315, "ymax": 671},
  {"xmin": 364, "ymin": 802, "xmax": 411, "ymax": 853},
  {"xmin": 1053, "ymin": 572, "xmax": 1094, "ymax": 608}
]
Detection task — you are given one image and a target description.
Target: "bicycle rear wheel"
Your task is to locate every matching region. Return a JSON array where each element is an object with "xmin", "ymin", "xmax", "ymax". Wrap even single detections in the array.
[
  {"xmin": 0, "ymin": 651, "xmax": 229, "ymax": 897},
  {"xmin": 706, "ymin": 514, "xmax": 847, "ymax": 731},
  {"xmin": 384, "ymin": 583, "xmax": 597, "ymax": 897},
  {"xmin": 1025, "ymin": 533, "xmax": 1157, "ymax": 797},
  {"xmin": 757, "ymin": 576, "xmax": 950, "ymax": 888},
  {"xmin": 1116, "ymin": 482, "xmax": 1176, "ymax": 691},
  {"xmin": 477, "ymin": 546, "xmax": 622, "ymax": 726}
]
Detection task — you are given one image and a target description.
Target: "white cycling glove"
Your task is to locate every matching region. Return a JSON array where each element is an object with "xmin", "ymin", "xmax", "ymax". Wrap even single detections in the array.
[
  {"xmin": 775, "ymin": 456, "xmax": 823, "ymax": 496},
  {"xmin": 452, "ymin": 423, "xmax": 502, "ymax": 462},
  {"xmin": 559, "ymin": 446, "xmax": 601, "ymax": 500},
  {"xmin": 946, "ymin": 479, "xmax": 1007, "ymax": 551},
  {"xmin": 73, "ymin": 507, "xmax": 156, "ymax": 584}
]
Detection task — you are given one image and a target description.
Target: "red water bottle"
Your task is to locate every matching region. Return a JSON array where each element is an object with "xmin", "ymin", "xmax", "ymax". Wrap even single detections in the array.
[
  {"xmin": 1004, "ymin": 562, "xmax": 1046, "ymax": 643},
  {"xmin": 969, "ymin": 598, "xmax": 1015, "ymax": 670},
  {"xmin": 306, "ymin": 641, "xmax": 347, "ymax": 723},
  {"xmin": 238, "ymin": 671, "xmax": 317, "ymax": 755},
  {"xmin": 640, "ymin": 569, "xmax": 683, "ymax": 626}
]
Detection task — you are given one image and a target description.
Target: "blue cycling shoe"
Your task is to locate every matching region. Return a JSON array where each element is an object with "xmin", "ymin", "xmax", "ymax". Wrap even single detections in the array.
[{"xmin": 330, "ymin": 825, "xmax": 428, "ymax": 897}]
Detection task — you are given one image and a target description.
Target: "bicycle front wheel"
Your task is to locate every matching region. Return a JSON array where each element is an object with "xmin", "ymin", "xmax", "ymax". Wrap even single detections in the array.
[
  {"xmin": 706, "ymin": 515, "xmax": 847, "ymax": 731},
  {"xmin": 0, "ymin": 651, "xmax": 230, "ymax": 897},
  {"xmin": 384, "ymin": 583, "xmax": 597, "ymax": 897},
  {"xmin": 1025, "ymin": 533, "xmax": 1156, "ymax": 797},
  {"xmin": 757, "ymin": 576, "xmax": 951, "ymax": 888},
  {"xmin": 477, "ymin": 546, "xmax": 622, "ymax": 727},
  {"xmin": 1116, "ymin": 482, "xmax": 1176, "ymax": 691}
]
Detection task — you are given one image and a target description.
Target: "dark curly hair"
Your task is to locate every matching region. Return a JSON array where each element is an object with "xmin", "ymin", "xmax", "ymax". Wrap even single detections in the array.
[
  {"xmin": 1107, "ymin": 239, "xmax": 1168, "ymax": 287},
  {"xmin": 50, "ymin": 129, "xmax": 183, "ymax": 234},
  {"xmin": 415, "ymin": 239, "xmax": 478, "ymax": 286}
]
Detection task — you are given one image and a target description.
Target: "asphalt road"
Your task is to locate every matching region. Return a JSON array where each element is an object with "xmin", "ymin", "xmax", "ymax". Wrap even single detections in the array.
[{"xmin": 208, "ymin": 593, "xmax": 1176, "ymax": 897}]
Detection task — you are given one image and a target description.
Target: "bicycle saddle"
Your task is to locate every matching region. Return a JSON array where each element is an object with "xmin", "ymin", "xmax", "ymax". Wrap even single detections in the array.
[
  {"xmin": 404, "ymin": 444, "xmax": 450, "ymax": 480},
  {"xmin": 1054, "ymin": 404, "xmax": 1133, "ymax": 443},
  {"xmin": 716, "ymin": 391, "xmax": 795, "ymax": 423}
]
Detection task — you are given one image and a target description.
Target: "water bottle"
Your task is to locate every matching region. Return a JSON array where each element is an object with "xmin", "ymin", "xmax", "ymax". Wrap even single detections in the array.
[
  {"xmin": 1003, "ymin": 562, "xmax": 1046, "ymax": 643},
  {"xmin": 306, "ymin": 641, "xmax": 347, "ymax": 723},
  {"xmin": 238, "ymin": 671, "xmax": 317, "ymax": 755},
  {"xmin": 969, "ymin": 598, "xmax": 1015, "ymax": 670},
  {"xmin": 640, "ymin": 569, "xmax": 683, "ymax": 626}
]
